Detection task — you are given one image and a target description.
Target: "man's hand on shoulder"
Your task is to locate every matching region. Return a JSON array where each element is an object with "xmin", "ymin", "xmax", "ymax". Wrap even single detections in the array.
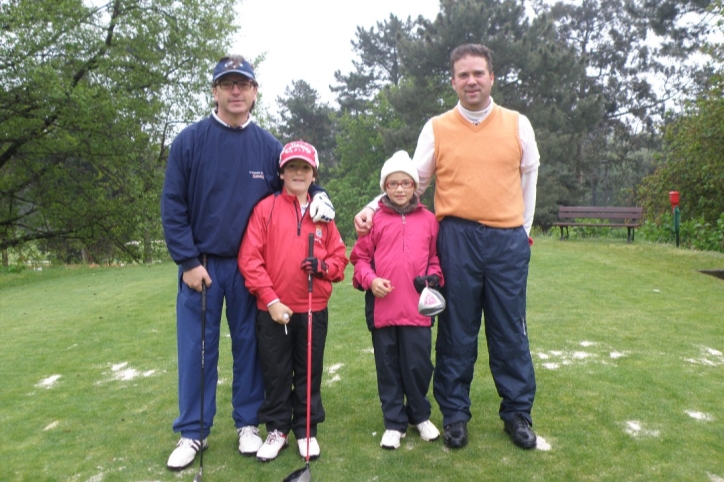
[
  {"xmin": 354, "ymin": 207, "xmax": 375, "ymax": 237},
  {"xmin": 310, "ymin": 192, "xmax": 335, "ymax": 223}
]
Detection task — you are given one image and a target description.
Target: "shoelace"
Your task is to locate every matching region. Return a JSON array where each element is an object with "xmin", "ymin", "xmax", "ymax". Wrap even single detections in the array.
[
  {"xmin": 239, "ymin": 426, "xmax": 258, "ymax": 438},
  {"xmin": 178, "ymin": 438, "xmax": 202, "ymax": 451},
  {"xmin": 265, "ymin": 431, "xmax": 284, "ymax": 445}
]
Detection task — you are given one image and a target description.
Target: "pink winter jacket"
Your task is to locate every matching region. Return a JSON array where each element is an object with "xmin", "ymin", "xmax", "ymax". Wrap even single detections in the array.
[{"xmin": 350, "ymin": 198, "xmax": 444, "ymax": 329}]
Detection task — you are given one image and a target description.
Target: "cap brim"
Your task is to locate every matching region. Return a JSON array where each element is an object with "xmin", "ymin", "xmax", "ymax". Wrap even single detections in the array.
[
  {"xmin": 213, "ymin": 69, "xmax": 255, "ymax": 82},
  {"xmin": 279, "ymin": 156, "xmax": 318, "ymax": 171}
]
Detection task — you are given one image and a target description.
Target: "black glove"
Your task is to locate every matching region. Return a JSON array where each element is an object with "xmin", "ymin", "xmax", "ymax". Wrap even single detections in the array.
[
  {"xmin": 301, "ymin": 257, "xmax": 328, "ymax": 277},
  {"xmin": 413, "ymin": 275, "xmax": 440, "ymax": 294}
]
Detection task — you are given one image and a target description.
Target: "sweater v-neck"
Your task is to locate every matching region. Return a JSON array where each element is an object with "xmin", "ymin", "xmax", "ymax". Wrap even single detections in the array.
[{"xmin": 454, "ymin": 105, "xmax": 497, "ymax": 132}]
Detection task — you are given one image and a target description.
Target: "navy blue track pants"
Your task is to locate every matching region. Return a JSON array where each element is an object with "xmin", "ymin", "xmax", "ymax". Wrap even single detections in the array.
[
  {"xmin": 173, "ymin": 256, "xmax": 265, "ymax": 439},
  {"xmin": 433, "ymin": 217, "xmax": 536, "ymax": 427}
]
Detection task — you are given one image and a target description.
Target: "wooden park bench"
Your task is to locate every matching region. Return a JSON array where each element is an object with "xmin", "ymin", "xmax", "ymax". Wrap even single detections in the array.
[{"xmin": 553, "ymin": 206, "xmax": 644, "ymax": 243}]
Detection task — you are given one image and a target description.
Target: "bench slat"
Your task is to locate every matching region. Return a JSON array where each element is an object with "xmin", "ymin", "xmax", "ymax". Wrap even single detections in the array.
[
  {"xmin": 557, "ymin": 207, "xmax": 643, "ymax": 219},
  {"xmin": 552, "ymin": 222, "xmax": 640, "ymax": 228},
  {"xmin": 558, "ymin": 206, "xmax": 642, "ymax": 212}
]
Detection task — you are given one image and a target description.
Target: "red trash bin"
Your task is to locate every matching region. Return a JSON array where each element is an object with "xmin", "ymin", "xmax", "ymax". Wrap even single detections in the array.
[{"xmin": 669, "ymin": 191, "xmax": 679, "ymax": 209}]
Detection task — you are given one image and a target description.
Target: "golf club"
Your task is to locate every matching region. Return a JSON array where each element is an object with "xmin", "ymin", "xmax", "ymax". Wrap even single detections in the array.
[
  {"xmin": 282, "ymin": 233, "xmax": 315, "ymax": 482},
  {"xmin": 193, "ymin": 255, "xmax": 207, "ymax": 482}
]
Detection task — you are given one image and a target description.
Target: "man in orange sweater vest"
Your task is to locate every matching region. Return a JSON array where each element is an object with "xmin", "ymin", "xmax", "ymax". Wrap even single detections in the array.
[{"xmin": 355, "ymin": 44, "xmax": 539, "ymax": 450}]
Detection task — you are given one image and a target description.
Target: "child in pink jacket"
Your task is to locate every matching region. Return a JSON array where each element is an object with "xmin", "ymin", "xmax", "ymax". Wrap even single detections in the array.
[{"xmin": 350, "ymin": 150, "xmax": 444, "ymax": 450}]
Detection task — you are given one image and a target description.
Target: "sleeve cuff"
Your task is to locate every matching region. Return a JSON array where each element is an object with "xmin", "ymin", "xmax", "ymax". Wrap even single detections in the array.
[{"xmin": 180, "ymin": 257, "xmax": 201, "ymax": 271}]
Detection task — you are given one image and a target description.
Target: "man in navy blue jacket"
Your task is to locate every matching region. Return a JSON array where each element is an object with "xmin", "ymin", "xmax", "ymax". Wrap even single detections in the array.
[{"xmin": 162, "ymin": 55, "xmax": 335, "ymax": 470}]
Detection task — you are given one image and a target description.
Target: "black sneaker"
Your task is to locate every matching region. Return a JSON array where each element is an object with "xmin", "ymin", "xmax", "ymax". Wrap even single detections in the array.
[
  {"xmin": 442, "ymin": 421, "xmax": 468, "ymax": 449},
  {"xmin": 504, "ymin": 414, "xmax": 537, "ymax": 449}
]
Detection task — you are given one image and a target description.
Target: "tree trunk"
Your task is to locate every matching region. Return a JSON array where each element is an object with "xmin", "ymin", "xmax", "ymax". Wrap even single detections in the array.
[{"xmin": 143, "ymin": 228, "xmax": 153, "ymax": 265}]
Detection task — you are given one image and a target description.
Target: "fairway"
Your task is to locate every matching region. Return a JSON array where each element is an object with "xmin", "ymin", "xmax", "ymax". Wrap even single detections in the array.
[{"xmin": 1, "ymin": 237, "xmax": 723, "ymax": 482}]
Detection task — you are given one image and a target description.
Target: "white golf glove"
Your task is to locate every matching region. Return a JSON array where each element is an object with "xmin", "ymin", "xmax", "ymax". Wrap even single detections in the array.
[{"xmin": 309, "ymin": 192, "xmax": 335, "ymax": 222}]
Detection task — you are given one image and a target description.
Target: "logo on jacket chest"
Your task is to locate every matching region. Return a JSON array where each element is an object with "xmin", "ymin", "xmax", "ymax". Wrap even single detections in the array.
[{"xmin": 250, "ymin": 170, "xmax": 265, "ymax": 179}]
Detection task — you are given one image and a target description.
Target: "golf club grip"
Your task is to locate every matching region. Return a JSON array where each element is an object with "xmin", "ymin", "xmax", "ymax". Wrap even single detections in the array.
[
  {"xmin": 308, "ymin": 233, "xmax": 314, "ymax": 292},
  {"xmin": 201, "ymin": 254, "xmax": 207, "ymax": 310}
]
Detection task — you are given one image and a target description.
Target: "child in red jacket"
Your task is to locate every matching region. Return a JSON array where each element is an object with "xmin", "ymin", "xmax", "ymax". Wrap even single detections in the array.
[
  {"xmin": 239, "ymin": 141, "xmax": 348, "ymax": 462},
  {"xmin": 350, "ymin": 150, "xmax": 444, "ymax": 450}
]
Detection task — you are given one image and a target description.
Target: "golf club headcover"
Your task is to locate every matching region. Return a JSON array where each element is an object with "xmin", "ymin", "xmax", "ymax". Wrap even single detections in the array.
[
  {"xmin": 301, "ymin": 257, "xmax": 328, "ymax": 277},
  {"xmin": 413, "ymin": 274, "xmax": 440, "ymax": 294},
  {"xmin": 310, "ymin": 192, "xmax": 335, "ymax": 223},
  {"xmin": 528, "ymin": 236, "xmax": 534, "ymax": 246}
]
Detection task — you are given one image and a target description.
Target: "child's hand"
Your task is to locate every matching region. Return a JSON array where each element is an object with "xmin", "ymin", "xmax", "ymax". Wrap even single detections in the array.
[
  {"xmin": 354, "ymin": 207, "xmax": 375, "ymax": 236},
  {"xmin": 371, "ymin": 278, "xmax": 394, "ymax": 298},
  {"xmin": 269, "ymin": 302, "xmax": 292, "ymax": 325},
  {"xmin": 413, "ymin": 275, "xmax": 440, "ymax": 293},
  {"xmin": 301, "ymin": 257, "xmax": 328, "ymax": 277}
]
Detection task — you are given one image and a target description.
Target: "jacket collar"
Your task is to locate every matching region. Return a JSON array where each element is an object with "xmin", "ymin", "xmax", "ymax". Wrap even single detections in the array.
[
  {"xmin": 280, "ymin": 186, "xmax": 311, "ymax": 205},
  {"xmin": 379, "ymin": 194, "xmax": 421, "ymax": 215}
]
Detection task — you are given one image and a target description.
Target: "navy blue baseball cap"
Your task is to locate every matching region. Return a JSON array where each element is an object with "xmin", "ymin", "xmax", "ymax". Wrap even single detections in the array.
[{"xmin": 212, "ymin": 56, "xmax": 256, "ymax": 83}]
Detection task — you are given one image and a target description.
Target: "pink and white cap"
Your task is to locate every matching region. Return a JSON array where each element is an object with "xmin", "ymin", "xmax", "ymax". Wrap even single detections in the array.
[{"xmin": 279, "ymin": 140, "xmax": 319, "ymax": 171}]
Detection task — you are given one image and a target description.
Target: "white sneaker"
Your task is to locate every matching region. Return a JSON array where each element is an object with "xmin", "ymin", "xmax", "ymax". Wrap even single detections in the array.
[
  {"xmin": 237, "ymin": 425, "xmax": 263, "ymax": 456},
  {"xmin": 380, "ymin": 429, "xmax": 405, "ymax": 450},
  {"xmin": 256, "ymin": 430, "xmax": 288, "ymax": 462},
  {"xmin": 415, "ymin": 420, "xmax": 440, "ymax": 441},
  {"xmin": 166, "ymin": 437, "xmax": 208, "ymax": 470},
  {"xmin": 297, "ymin": 437, "xmax": 320, "ymax": 460}
]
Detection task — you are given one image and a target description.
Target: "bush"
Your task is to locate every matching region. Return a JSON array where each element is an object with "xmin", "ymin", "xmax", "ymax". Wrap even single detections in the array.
[
  {"xmin": 639, "ymin": 211, "xmax": 724, "ymax": 253},
  {"xmin": 0, "ymin": 264, "xmax": 26, "ymax": 274}
]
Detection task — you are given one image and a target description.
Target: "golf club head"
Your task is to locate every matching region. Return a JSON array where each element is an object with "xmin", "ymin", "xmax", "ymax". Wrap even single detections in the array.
[
  {"xmin": 418, "ymin": 286, "xmax": 446, "ymax": 316},
  {"xmin": 282, "ymin": 466, "xmax": 311, "ymax": 482},
  {"xmin": 193, "ymin": 472, "xmax": 203, "ymax": 482}
]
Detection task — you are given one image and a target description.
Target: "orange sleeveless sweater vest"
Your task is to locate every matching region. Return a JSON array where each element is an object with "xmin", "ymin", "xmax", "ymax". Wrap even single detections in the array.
[{"xmin": 431, "ymin": 105, "xmax": 524, "ymax": 227}]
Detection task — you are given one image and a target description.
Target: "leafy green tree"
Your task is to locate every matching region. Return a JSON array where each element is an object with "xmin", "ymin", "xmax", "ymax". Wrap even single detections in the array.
[
  {"xmin": 637, "ymin": 79, "xmax": 723, "ymax": 225},
  {"xmin": 0, "ymin": 0, "xmax": 235, "ymax": 264},
  {"xmin": 325, "ymin": 92, "xmax": 408, "ymax": 242},
  {"xmin": 637, "ymin": 0, "xmax": 724, "ymax": 227},
  {"xmin": 331, "ymin": 14, "xmax": 418, "ymax": 116},
  {"xmin": 274, "ymin": 80, "xmax": 337, "ymax": 182},
  {"xmin": 328, "ymin": 14, "xmax": 435, "ymax": 235},
  {"xmin": 546, "ymin": 0, "xmax": 722, "ymax": 210},
  {"xmin": 544, "ymin": 0, "xmax": 658, "ymax": 208}
]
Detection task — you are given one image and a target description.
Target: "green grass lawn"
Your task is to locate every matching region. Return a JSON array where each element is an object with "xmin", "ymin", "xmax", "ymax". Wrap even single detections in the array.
[{"xmin": 1, "ymin": 237, "xmax": 723, "ymax": 481}]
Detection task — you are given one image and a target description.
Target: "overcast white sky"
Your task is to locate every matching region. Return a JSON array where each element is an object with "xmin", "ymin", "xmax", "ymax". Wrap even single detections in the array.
[{"xmin": 234, "ymin": 0, "xmax": 441, "ymax": 112}]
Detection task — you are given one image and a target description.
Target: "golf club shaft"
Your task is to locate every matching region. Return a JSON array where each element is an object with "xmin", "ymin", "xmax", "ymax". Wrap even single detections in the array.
[
  {"xmin": 306, "ymin": 233, "xmax": 314, "ymax": 463},
  {"xmin": 281, "ymin": 238, "xmax": 315, "ymax": 482},
  {"xmin": 197, "ymin": 255, "xmax": 207, "ymax": 481}
]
